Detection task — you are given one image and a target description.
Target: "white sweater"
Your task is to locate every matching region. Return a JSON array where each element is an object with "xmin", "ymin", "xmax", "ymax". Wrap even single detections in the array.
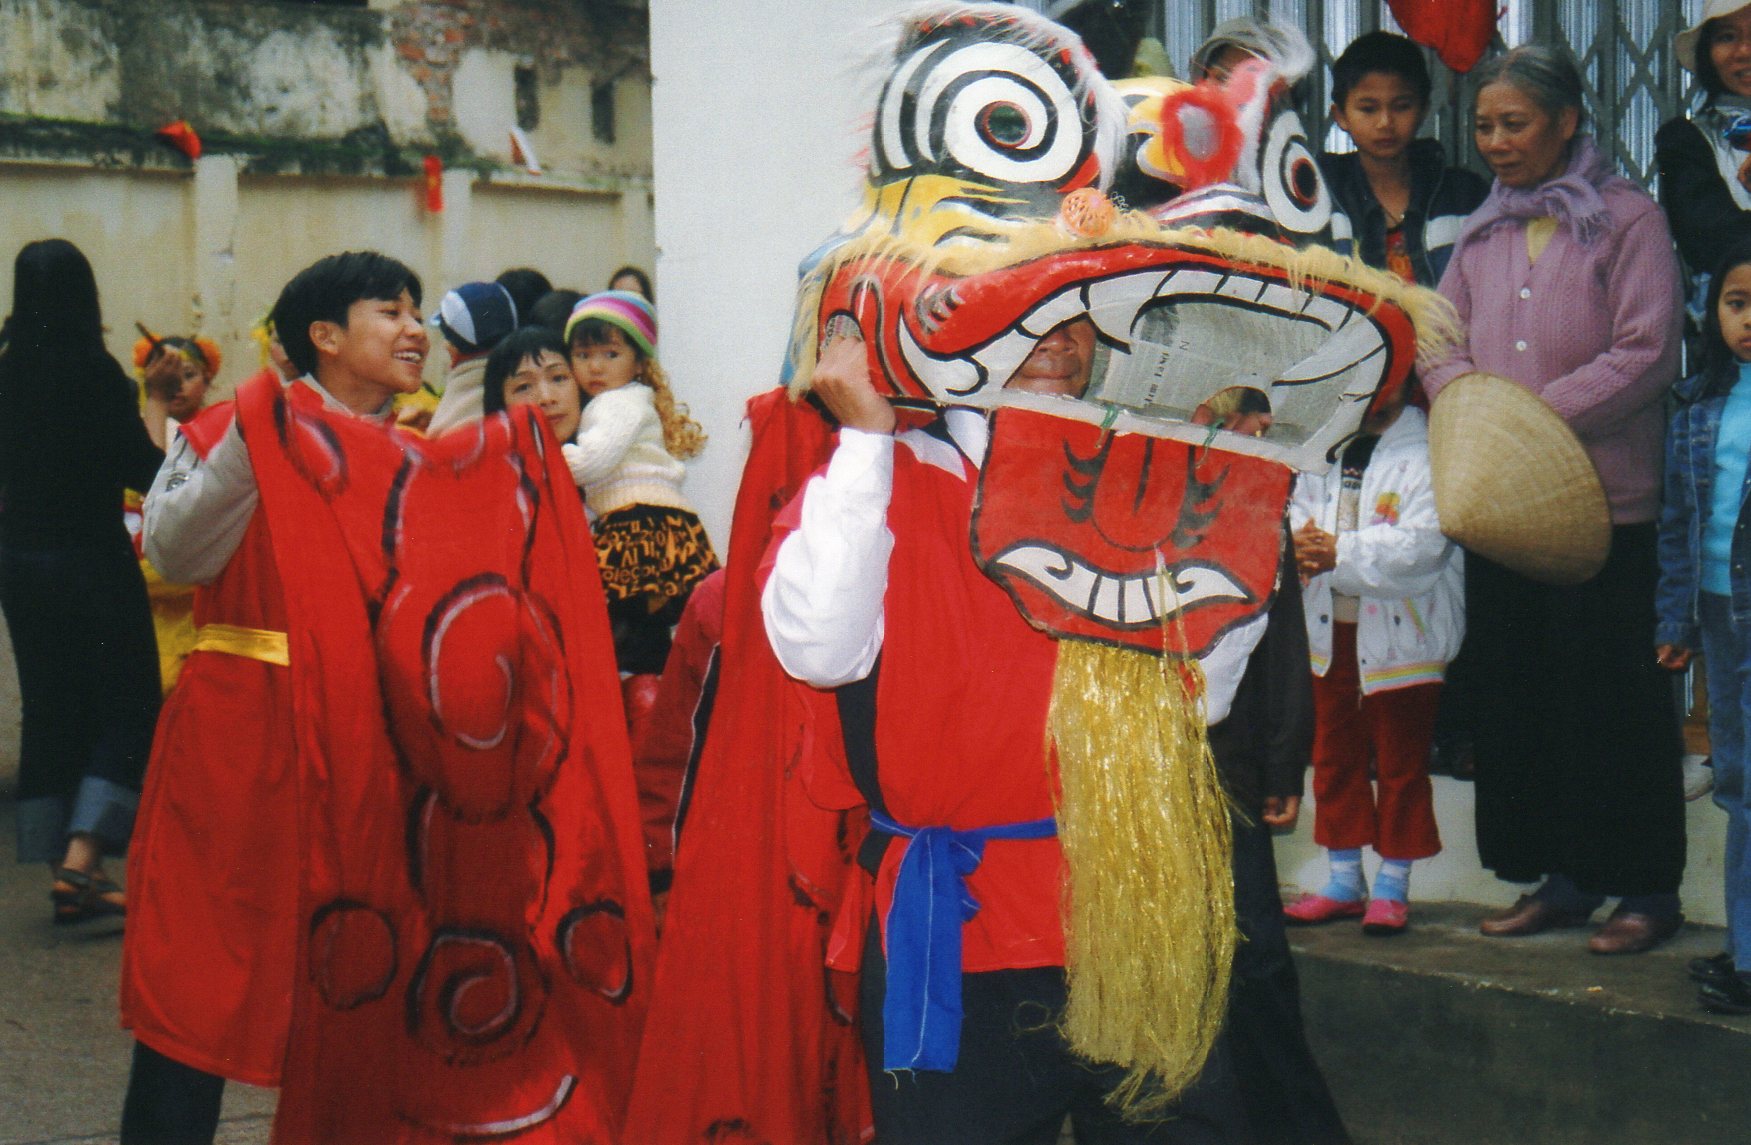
[
  {"xmin": 562, "ymin": 383, "xmax": 693, "ymax": 517},
  {"xmin": 1289, "ymin": 405, "xmax": 1464, "ymax": 694}
]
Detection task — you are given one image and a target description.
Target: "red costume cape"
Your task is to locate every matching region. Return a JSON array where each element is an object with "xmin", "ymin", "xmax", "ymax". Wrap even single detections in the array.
[
  {"xmin": 230, "ymin": 377, "xmax": 653, "ymax": 1142},
  {"xmin": 625, "ymin": 390, "xmax": 873, "ymax": 1145},
  {"xmin": 123, "ymin": 399, "xmax": 300, "ymax": 1087}
]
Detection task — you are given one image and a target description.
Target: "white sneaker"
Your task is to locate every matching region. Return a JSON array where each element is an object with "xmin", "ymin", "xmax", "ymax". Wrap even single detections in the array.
[{"xmin": 1683, "ymin": 754, "xmax": 1714, "ymax": 802}]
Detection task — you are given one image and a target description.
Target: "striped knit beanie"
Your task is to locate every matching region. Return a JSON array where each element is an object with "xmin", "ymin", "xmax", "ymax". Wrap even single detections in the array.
[{"xmin": 565, "ymin": 290, "xmax": 657, "ymax": 358}]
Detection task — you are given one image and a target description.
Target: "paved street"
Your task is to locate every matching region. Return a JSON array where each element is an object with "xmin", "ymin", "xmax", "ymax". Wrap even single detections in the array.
[{"xmin": 0, "ymin": 800, "xmax": 274, "ymax": 1145}]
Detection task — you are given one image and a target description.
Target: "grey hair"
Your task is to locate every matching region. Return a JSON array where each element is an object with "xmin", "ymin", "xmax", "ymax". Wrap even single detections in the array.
[{"xmin": 1471, "ymin": 44, "xmax": 1590, "ymax": 129}]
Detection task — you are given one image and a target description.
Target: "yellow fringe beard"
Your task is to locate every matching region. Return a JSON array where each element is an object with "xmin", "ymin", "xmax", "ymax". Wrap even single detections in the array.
[{"xmin": 1047, "ymin": 640, "xmax": 1236, "ymax": 1118}]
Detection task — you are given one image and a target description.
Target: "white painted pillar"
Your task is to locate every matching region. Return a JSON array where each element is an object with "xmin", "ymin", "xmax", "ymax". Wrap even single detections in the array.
[
  {"xmin": 191, "ymin": 154, "xmax": 241, "ymax": 346},
  {"xmin": 618, "ymin": 175, "xmax": 655, "ymax": 281},
  {"xmin": 647, "ymin": 0, "xmax": 912, "ymax": 549}
]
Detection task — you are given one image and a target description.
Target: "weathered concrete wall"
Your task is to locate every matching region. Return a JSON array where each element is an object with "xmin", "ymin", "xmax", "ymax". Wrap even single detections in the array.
[{"xmin": 0, "ymin": 0, "xmax": 652, "ymax": 180}]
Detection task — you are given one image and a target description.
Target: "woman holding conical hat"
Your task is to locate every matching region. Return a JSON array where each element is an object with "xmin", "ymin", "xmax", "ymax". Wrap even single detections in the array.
[{"xmin": 1421, "ymin": 44, "xmax": 1688, "ymax": 956}]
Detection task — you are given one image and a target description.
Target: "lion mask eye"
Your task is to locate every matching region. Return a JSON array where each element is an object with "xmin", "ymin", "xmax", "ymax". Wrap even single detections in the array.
[
  {"xmin": 875, "ymin": 36, "xmax": 1093, "ymax": 188},
  {"xmin": 1259, "ymin": 110, "xmax": 1332, "ymax": 236}
]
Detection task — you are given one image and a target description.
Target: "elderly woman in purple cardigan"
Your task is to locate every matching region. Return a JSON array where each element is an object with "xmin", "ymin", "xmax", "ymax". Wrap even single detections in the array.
[{"xmin": 1421, "ymin": 44, "xmax": 1688, "ymax": 956}]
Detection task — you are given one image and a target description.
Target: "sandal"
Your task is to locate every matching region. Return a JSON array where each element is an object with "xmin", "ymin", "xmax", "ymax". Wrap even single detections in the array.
[{"xmin": 51, "ymin": 867, "xmax": 126, "ymax": 924}]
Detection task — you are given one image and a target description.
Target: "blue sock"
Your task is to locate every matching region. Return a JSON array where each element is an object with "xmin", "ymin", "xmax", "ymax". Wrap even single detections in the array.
[
  {"xmin": 1373, "ymin": 858, "xmax": 1412, "ymax": 905},
  {"xmin": 1319, "ymin": 848, "xmax": 1365, "ymax": 902}
]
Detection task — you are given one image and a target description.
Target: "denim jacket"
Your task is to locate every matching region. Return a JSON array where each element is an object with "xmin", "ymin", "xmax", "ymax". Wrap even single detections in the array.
[{"xmin": 1655, "ymin": 373, "xmax": 1751, "ymax": 648}]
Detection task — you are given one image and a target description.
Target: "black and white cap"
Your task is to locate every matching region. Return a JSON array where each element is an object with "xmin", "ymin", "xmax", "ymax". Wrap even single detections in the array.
[{"xmin": 432, "ymin": 281, "xmax": 518, "ymax": 355}]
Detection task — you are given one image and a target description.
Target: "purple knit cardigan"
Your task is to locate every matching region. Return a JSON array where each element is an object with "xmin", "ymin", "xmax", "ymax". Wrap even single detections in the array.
[{"xmin": 1420, "ymin": 142, "xmax": 1683, "ymax": 525}]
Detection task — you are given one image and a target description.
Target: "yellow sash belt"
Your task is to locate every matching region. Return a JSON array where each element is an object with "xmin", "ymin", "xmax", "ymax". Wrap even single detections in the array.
[{"xmin": 190, "ymin": 623, "xmax": 290, "ymax": 667}]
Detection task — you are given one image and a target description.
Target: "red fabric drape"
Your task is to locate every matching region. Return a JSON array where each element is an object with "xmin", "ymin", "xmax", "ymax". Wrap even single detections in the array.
[
  {"xmin": 624, "ymin": 389, "xmax": 874, "ymax": 1145},
  {"xmin": 238, "ymin": 377, "xmax": 655, "ymax": 1143},
  {"xmin": 1386, "ymin": 0, "xmax": 1498, "ymax": 73}
]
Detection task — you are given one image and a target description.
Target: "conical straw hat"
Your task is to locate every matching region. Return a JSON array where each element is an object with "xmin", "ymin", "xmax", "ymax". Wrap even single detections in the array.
[{"xmin": 1427, "ymin": 372, "xmax": 1610, "ymax": 585}]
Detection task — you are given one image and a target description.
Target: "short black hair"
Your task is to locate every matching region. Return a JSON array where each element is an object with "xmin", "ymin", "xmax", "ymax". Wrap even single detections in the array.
[
  {"xmin": 483, "ymin": 325, "xmax": 571, "ymax": 416},
  {"xmin": 271, "ymin": 251, "xmax": 422, "ymax": 378},
  {"xmin": 1330, "ymin": 31, "xmax": 1432, "ymax": 110},
  {"xmin": 527, "ymin": 288, "xmax": 583, "ymax": 333},
  {"xmin": 606, "ymin": 264, "xmax": 653, "ymax": 302},
  {"xmin": 495, "ymin": 267, "xmax": 553, "ymax": 323},
  {"xmin": 152, "ymin": 335, "xmax": 215, "ymax": 378}
]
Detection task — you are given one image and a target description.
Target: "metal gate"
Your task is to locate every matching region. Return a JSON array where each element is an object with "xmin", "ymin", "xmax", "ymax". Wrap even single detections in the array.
[{"xmin": 1029, "ymin": 1, "xmax": 1716, "ymax": 187}]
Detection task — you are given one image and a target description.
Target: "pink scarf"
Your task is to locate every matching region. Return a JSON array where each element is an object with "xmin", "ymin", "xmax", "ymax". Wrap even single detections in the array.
[{"xmin": 1453, "ymin": 135, "xmax": 1638, "ymax": 258}]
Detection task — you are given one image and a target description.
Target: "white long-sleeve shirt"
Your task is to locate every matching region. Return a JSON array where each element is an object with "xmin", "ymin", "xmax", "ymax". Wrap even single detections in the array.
[
  {"xmin": 142, "ymin": 376, "xmax": 389, "ymax": 585},
  {"xmin": 762, "ymin": 410, "xmax": 986, "ymax": 687}
]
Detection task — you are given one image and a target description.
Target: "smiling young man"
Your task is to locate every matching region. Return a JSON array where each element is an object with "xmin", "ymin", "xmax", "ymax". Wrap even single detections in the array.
[{"xmin": 118, "ymin": 252, "xmax": 430, "ymax": 1143}]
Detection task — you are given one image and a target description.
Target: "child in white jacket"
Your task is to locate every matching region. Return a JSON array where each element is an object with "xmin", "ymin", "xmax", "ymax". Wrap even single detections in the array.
[{"xmin": 1285, "ymin": 390, "xmax": 1463, "ymax": 934}]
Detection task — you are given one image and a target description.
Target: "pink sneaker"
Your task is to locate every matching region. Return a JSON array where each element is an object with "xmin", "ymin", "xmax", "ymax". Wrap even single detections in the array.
[
  {"xmin": 1362, "ymin": 898, "xmax": 1409, "ymax": 936},
  {"xmin": 1284, "ymin": 894, "xmax": 1366, "ymax": 925}
]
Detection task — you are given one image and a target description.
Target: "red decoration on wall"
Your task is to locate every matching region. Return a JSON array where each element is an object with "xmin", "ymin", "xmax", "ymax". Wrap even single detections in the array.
[
  {"xmin": 1386, "ymin": 0, "xmax": 1498, "ymax": 73},
  {"xmin": 154, "ymin": 120, "xmax": 202, "ymax": 160},
  {"xmin": 423, "ymin": 154, "xmax": 444, "ymax": 213}
]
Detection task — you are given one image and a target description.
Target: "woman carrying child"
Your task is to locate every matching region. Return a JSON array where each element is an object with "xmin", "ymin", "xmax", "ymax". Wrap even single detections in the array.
[
  {"xmin": 560, "ymin": 291, "xmax": 717, "ymax": 675},
  {"xmin": 1657, "ymin": 236, "xmax": 1751, "ymax": 1014},
  {"xmin": 1286, "ymin": 386, "xmax": 1463, "ymax": 935},
  {"xmin": 483, "ymin": 296, "xmax": 717, "ymax": 718}
]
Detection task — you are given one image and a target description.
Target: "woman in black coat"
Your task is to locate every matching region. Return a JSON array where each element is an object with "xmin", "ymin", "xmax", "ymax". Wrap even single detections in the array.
[
  {"xmin": 1656, "ymin": 1, "xmax": 1751, "ymax": 309},
  {"xmin": 0, "ymin": 239, "xmax": 164, "ymax": 921}
]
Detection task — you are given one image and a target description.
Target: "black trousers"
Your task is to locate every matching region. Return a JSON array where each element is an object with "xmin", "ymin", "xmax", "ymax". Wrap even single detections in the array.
[
  {"xmin": 119, "ymin": 1041, "xmax": 225, "ymax": 1145},
  {"xmin": 1226, "ymin": 815, "xmax": 1351, "ymax": 1145},
  {"xmin": 860, "ymin": 919, "xmax": 1252, "ymax": 1144},
  {"xmin": 1466, "ymin": 524, "xmax": 1686, "ymax": 895}
]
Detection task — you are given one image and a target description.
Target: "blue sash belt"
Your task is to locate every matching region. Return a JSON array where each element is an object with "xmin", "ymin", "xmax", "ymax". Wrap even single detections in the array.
[{"xmin": 868, "ymin": 809, "xmax": 1057, "ymax": 1072}]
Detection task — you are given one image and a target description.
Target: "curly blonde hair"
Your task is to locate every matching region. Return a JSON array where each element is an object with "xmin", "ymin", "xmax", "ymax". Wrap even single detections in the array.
[{"xmin": 640, "ymin": 358, "xmax": 706, "ymax": 460}]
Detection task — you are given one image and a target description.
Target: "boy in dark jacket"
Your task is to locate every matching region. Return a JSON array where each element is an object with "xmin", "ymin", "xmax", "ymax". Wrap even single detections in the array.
[{"xmin": 1318, "ymin": 31, "xmax": 1487, "ymax": 288}]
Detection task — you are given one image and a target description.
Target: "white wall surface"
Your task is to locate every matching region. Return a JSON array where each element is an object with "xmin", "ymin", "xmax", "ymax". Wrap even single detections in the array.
[{"xmin": 648, "ymin": 0, "xmax": 910, "ymax": 550}]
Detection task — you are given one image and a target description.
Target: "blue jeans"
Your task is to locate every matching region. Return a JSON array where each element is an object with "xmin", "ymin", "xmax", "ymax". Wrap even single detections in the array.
[{"xmin": 1700, "ymin": 593, "xmax": 1751, "ymax": 961}]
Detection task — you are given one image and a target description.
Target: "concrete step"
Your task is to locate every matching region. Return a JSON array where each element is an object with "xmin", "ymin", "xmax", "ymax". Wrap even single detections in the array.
[{"xmin": 1290, "ymin": 902, "xmax": 1750, "ymax": 1145}]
